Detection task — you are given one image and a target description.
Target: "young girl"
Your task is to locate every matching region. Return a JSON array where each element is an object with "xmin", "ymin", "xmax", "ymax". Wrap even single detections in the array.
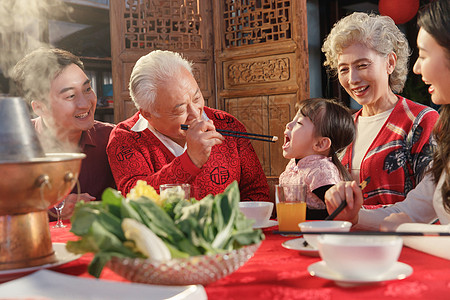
[{"xmin": 279, "ymin": 98, "xmax": 356, "ymax": 219}]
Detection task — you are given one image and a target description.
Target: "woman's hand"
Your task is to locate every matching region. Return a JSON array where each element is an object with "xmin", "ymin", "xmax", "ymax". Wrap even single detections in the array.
[
  {"xmin": 325, "ymin": 181, "xmax": 364, "ymax": 224},
  {"xmin": 380, "ymin": 212, "xmax": 413, "ymax": 231}
]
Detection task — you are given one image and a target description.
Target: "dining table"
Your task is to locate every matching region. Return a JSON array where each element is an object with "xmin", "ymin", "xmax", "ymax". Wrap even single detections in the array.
[{"xmin": 6, "ymin": 220, "xmax": 450, "ymax": 299}]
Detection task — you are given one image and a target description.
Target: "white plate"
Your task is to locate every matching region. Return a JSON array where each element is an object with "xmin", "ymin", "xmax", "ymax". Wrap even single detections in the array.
[
  {"xmin": 253, "ymin": 219, "xmax": 278, "ymax": 229},
  {"xmin": 0, "ymin": 269, "xmax": 207, "ymax": 300},
  {"xmin": 282, "ymin": 237, "xmax": 319, "ymax": 257},
  {"xmin": 397, "ymin": 223, "xmax": 450, "ymax": 260},
  {"xmin": 0, "ymin": 243, "xmax": 81, "ymax": 282},
  {"xmin": 308, "ymin": 261, "xmax": 413, "ymax": 287}
]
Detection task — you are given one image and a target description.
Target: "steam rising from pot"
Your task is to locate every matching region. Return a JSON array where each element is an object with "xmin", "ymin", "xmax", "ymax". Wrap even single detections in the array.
[
  {"xmin": 0, "ymin": 0, "xmax": 71, "ymax": 80},
  {"xmin": 0, "ymin": 0, "xmax": 82, "ymax": 153}
]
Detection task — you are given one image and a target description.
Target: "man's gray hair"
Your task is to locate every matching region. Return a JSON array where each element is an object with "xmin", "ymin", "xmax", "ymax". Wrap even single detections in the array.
[{"xmin": 129, "ymin": 50, "xmax": 194, "ymax": 115}]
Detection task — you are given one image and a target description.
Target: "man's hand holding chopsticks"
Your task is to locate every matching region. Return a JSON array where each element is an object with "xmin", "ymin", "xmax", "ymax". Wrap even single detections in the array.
[{"xmin": 186, "ymin": 119, "xmax": 224, "ymax": 168}]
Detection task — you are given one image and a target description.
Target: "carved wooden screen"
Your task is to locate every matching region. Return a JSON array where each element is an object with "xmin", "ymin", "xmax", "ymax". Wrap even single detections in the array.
[
  {"xmin": 213, "ymin": 0, "xmax": 310, "ymax": 177},
  {"xmin": 110, "ymin": 0, "xmax": 309, "ymax": 181},
  {"xmin": 110, "ymin": 0, "xmax": 214, "ymax": 123}
]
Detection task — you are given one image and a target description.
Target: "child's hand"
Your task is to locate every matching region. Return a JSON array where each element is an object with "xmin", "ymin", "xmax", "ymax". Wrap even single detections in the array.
[{"xmin": 324, "ymin": 181, "xmax": 363, "ymax": 224}]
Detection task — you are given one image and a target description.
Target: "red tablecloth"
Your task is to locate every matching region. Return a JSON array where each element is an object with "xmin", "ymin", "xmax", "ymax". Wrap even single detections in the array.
[{"xmin": 48, "ymin": 221, "xmax": 450, "ymax": 299}]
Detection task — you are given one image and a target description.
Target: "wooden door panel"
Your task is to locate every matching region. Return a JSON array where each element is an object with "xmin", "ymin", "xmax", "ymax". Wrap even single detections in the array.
[
  {"xmin": 268, "ymin": 93, "xmax": 295, "ymax": 175},
  {"xmin": 110, "ymin": 0, "xmax": 214, "ymax": 123},
  {"xmin": 191, "ymin": 60, "xmax": 214, "ymax": 107},
  {"xmin": 225, "ymin": 96, "xmax": 269, "ymax": 172},
  {"xmin": 117, "ymin": 58, "xmax": 138, "ymax": 121},
  {"xmin": 213, "ymin": 0, "xmax": 309, "ymax": 176},
  {"xmin": 224, "ymin": 93, "xmax": 294, "ymax": 176}
]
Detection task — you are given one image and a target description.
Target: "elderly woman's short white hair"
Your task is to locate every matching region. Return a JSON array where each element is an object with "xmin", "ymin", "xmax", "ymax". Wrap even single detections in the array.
[
  {"xmin": 322, "ymin": 12, "xmax": 410, "ymax": 93},
  {"xmin": 129, "ymin": 50, "xmax": 193, "ymax": 114}
]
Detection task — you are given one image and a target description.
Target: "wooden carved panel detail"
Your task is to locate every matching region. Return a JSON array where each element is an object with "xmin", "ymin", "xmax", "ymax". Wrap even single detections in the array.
[
  {"xmin": 267, "ymin": 94, "xmax": 295, "ymax": 175},
  {"xmin": 124, "ymin": 0, "xmax": 203, "ymax": 50},
  {"xmin": 192, "ymin": 64, "xmax": 211, "ymax": 107},
  {"xmin": 225, "ymin": 96, "xmax": 269, "ymax": 173},
  {"xmin": 122, "ymin": 62, "xmax": 135, "ymax": 93},
  {"xmin": 227, "ymin": 57, "xmax": 290, "ymax": 86},
  {"xmin": 191, "ymin": 65, "xmax": 206, "ymax": 91},
  {"xmin": 224, "ymin": 94, "xmax": 295, "ymax": 176},
  {"xmin": 223, "ymin": 0, "xmax": 292, "ymax": 48}
]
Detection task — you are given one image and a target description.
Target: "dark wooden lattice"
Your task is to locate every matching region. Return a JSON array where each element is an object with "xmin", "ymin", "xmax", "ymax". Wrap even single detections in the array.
[
  {"xmin": 223, "ymin": 0, "xmax": 292, "ymax": 48},
  {"xmin": 123, "ymin": 0, "xmax": 203, "ymax": 50}
]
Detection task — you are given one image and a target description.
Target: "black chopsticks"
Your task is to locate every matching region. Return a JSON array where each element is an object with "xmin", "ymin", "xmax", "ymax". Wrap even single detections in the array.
[
  {"xmin": 324, "ymin": 177, "xmax": 371, "ymax": 220},
  {"xmin": 273, "ymin": 230, "xmax": 450, "ymax": 237},
  {"xmin": 181, "ymin": 124, "xmax": 278, "ymax": 143}
]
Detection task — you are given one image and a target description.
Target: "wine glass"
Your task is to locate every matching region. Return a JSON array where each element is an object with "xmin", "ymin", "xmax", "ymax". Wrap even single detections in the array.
[{"xmin": 52, "ymin": 200, "xmax": 67, "ymax": 228}]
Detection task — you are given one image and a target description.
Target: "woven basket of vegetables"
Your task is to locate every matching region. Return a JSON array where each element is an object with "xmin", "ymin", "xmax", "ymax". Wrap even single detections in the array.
[
  {"xmin": 108, "ymin": 242, "xmax": 260, "ymax": 285},
  {"xmin": 67, "ymin": 181, "xmax": 264, "ymax": 285}
]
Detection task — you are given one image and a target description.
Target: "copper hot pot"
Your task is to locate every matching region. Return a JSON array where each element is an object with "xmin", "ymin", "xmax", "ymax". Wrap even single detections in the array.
[{"xmin": 0, "ymin": 97, "xmax": 84, "ymax": 270}]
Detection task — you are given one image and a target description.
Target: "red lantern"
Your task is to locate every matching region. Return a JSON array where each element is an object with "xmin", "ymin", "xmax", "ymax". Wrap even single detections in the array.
[{"xmin": 379, "ymin": 0, "xmax": 420, "ymax": 24}]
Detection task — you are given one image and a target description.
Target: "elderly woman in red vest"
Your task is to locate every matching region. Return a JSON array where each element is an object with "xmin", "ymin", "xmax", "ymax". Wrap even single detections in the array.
[
  {"xmin": 322, "ymin": 12, "xmax": 439, "ymax": 208},
  {"xmin": 325, "ymin": 1, "xmax": 450, "ymax": 260}
]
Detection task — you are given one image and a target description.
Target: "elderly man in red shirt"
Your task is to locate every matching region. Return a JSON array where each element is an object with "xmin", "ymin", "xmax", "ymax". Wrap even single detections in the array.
[{"xmin": 107, "ymin": 50, "xmax": 269, "ymax": 201}]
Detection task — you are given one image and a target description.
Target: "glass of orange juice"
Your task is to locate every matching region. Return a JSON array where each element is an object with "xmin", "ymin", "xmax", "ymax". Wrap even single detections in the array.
[{"xmin": 275, "ymin": 184, "xmax": 307, "ymax": 232}]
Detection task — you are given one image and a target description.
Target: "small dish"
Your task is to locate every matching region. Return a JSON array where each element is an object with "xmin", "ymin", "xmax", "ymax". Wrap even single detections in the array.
[
  {"xmin": 281, "ymin": 237, "xmax": 319, "ymax": 257},
  {"xmin": 239, "ymin": 201, "xmax": 274, "ymax": 228},
  {"xmin": 298, "ymin": 220, "xmax": 352, "ymax": 249},
  {"xmin": 253, "ymin": 220, "xmax": 278, "ymax": 229},
  {"xmin": 308, "ymin": 261, "xmax": 413, "ymax": 287},
  {"xmin": 0, "ymin": 243, "xmax": 81, "ymax": 283}
]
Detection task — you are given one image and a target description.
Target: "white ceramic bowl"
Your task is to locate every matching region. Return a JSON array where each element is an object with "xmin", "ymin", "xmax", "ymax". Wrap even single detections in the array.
[
  {"xmin": 299, "ymin": 221, "xmax": 352, "ymax": 249},
  {"xmin": 317, "ymin": 235, "xmax": 403, "ymax": 280},
  {"xmin": 239, "ymin": 201, "xmax": 273, "ymax": 227}
]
